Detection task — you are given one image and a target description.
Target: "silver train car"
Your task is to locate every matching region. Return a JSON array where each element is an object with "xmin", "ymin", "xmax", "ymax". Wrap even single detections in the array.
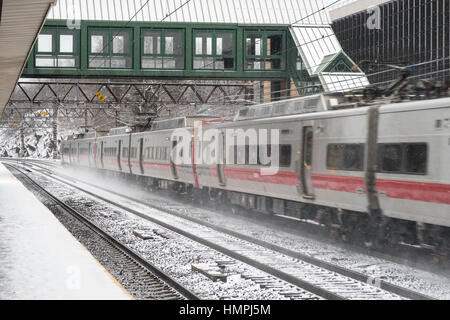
[{"xmin": 62, "ymin": 94, "xmax": 450, "ymax": 252}]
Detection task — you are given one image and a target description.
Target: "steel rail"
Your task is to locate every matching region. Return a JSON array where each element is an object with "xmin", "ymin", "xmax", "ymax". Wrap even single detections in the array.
[
  {"xmin": 4, "ymin": 162, "xmax": 200, "ymax": 301},
  {"xmin": 8, "ymin": 159, "xmax": 437, "ymax": 300}
]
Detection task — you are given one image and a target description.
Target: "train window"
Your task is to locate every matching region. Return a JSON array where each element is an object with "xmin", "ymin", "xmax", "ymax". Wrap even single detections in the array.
[
  {"xmin": 229, "ymin": 145, "xmax": 238, "ymax": 165},
  {"xmin": 257, "ymin": 144, "xmax": 272, "ymax": 165},
  {"xmin": 343, "ymin": 145, "xmax": 363, "ymax": 170},
  {"xmin": 122, "ymin": 147, "xmax": 129, "ymax": 158},
  {"xmin": 405, "ymin": 144, "xmax": 427, "ymax": 174},
  {"xmin": 245, "ymin": 145, "xmax": 258, "ymax": 165},
  {"xmin": 81, "ymin": 148, "xmax": 89, "ymax": 155},
  {"xmin": 236, "ymin": 144, "xmax": 245, "ymax": 164},
  {"xmin": 179, "ymin": 147, "xmax": 184, "ymax": 158},
  {"xmin": 326, "ymin": 144, "xmax": 342, "ymax": 169},
  {"xmin": 326, "ymin": 144, "xmax": 364, "ymax": 171},
  {"xmin": 280, "ymin": 145, "xmax": 292, "ymax": 167},
  {"xmin": 155, "ymin": 147, "xmax": 160, "ymax": 160},
  {"xmin": 148, "ymin": 147, "xmax": 154, "ymax": 159},
  {"xmin": 130, "ymin": 147, "xmax": 137, "ymax": 159},
  {"xmin": 245, "ymin": 145, "xmax": 249, "ymax": 165},
  {"xmin": 380, "ymin": 144, "xmax": 402, "ymax": 172}
]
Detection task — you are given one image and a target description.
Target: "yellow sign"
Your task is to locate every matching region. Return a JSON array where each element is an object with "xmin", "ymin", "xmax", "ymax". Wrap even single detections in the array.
[
  {"xmin": 13, "ymin": 122, "xmax": 19, "ymax": 127},
  {"xmin": 40, "ymin": 111, "xmax": 49, "ymax": 115},
  {"xmin": 96, "ymin": 92, "xmax": 106, "ymax": 102}
]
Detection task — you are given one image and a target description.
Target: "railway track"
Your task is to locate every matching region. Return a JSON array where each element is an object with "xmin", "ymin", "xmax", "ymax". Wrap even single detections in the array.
[
  {"xmin": 5, "ymin": 160, "xmax": 435, "ymax": 300},
  {"xmin": 4, "ymin": 163, "xmax": 199, "ymax": 301}
]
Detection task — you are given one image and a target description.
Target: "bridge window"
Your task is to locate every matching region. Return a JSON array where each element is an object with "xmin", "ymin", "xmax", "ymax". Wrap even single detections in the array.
[
  {"xmin": 36, "ymin": 28, "xmax": 79, "ymax": 68},
  {"xmin": 296, "ymin": 51, "xmax": 305, "ymax": 71},
  {"xmin": 89, "ymin": 28, "xmax": 132, "ymax": 69},
  {"xmin": 141, "ymin": 29, "xmax": 184, "ymax": 70},
  {"xmin": 245, "ymin": 31, "xmax": 285, "ymax": 70},
  {"xmin": 193, "ymin": 30, "xmax": 235, "ymax": 70}
]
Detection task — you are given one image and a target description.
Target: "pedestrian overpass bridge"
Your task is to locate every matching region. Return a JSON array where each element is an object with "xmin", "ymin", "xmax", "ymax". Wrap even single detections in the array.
[{"xmin": 20, "ymin": 0, "xmax": 369, "ymax": 98}]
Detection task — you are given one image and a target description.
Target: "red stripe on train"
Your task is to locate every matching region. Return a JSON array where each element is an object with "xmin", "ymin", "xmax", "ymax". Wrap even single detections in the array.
[
  {"xmin": 222, "ymin": 167, "xmax": 298, "ymax": 185},
  {"xmin": 311, "ymin": 174, "xmax": 450, "ymax": 205},
  {"xmin": 77, "ymin": 157, "xmax": 450, "ymax": 205},
  {"xmin": 311, "ymin": 174, "xmax": 364, "ymax": 193}
]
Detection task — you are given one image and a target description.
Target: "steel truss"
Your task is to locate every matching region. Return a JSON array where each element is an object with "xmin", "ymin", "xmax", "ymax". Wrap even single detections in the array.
[
  {"xmin": 2, "ymin": 79, "xmax": 255, "ymax": 131},
  {"xmin": 9, "ymin": 80, "xmax": 254, "ymax": 106}
]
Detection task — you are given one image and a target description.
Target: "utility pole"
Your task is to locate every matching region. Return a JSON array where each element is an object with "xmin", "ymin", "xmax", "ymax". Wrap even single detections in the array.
[
  {"xmin": 52, "ymin": 108, "xmax": 58, "ymax": 159},
  {"xmin": 20, "ymin": 123, "xmax": 25, "ymax": 158}
]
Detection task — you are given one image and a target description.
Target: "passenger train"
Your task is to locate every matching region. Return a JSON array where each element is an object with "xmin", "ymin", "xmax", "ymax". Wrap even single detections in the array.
[{"xmin": 62, "ymin": 94, "xmax": 450, "ymax": 253}]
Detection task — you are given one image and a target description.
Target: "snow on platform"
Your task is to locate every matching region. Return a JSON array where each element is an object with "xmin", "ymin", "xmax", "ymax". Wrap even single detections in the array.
[{"xmin": 0, "ymin": 163, "xmax": 131, "ymax": 299}]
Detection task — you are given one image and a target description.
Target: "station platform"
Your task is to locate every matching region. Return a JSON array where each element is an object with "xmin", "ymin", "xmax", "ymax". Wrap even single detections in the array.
[{"xmin": 0, "ymin": 163, "xmax": 131, "ymax": 299}]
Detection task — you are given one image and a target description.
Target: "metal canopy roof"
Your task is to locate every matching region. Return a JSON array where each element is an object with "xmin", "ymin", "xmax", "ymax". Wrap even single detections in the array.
[
  {"xmin": 48, "ymin": 0, "xmax": 331, "ymax": 25},
  {"xmin": 0, "ymin": 0, "xmax": 55, "ymax": 116},
  {"xmin": 320, "ymin": 72, "xmax": 370, "ymax": 92},
  {"xmin": 291, "ymin": 25, "xmax": 342, "ymax": 75}
]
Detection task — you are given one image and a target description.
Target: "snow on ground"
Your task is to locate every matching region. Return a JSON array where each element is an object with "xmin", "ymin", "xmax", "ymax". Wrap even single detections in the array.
[{"xmin": 0, "ymin": 163, "xmax": 131, "ymax": 299}]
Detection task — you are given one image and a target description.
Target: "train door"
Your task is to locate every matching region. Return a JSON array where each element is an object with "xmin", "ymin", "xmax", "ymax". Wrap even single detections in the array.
[
  {"xmin": 139, "ymin": 138, "xmax": 144, "ymax": 174},
  {"xmin": 217, "ymin": 132, "xmax": 226, "ymax": 186},
  {"xmin": 127, "ymin": 135, "xmax": 133, "ymax": 174},
  {"xmin": 118, "ymin": 140, "xmax": 122, "ymax": 171},
  {"xmin": 301, "ymin": 126, "xmax": 314, "ymax": 198},
  {"xmin": 170, "ymin": 138, "xmax": 179, "ymax": 179},
  {"xmin": 100, "ymin": 141, "xmax": 104, "ymax": 169}
]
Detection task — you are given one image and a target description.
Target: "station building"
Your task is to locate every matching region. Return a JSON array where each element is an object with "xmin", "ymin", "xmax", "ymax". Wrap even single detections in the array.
[{"xmin": 330, "ymin": 0, "xmax": 450, "ymax": 85}]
